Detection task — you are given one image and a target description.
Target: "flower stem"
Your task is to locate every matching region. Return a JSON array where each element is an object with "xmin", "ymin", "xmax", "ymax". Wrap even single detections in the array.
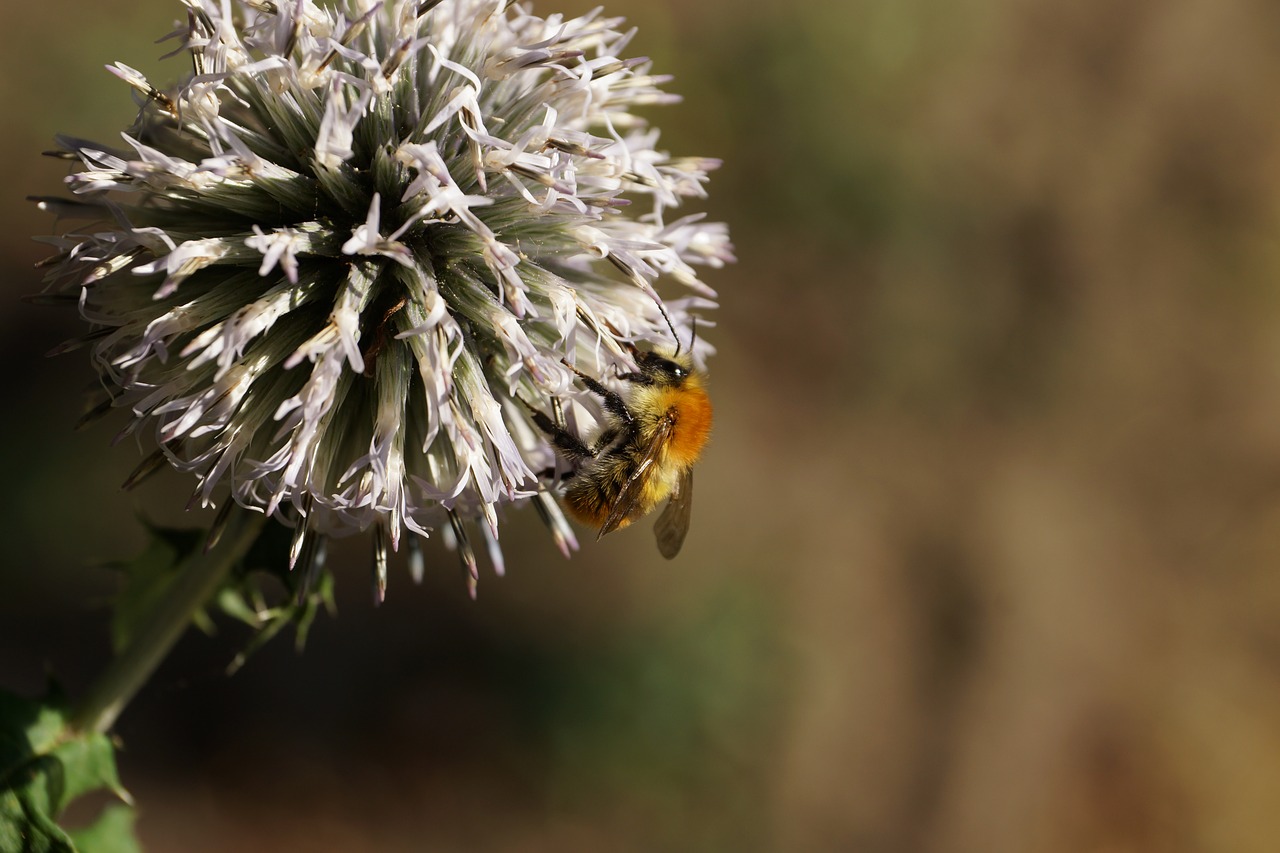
[{"xmin": 69, "ymin": 507, "xmax": 267, "ymax": 735}]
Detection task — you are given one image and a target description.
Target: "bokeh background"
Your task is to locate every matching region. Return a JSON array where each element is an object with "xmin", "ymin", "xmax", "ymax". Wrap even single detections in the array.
[{"xmin": 4, "ymin": 0, "xmax": 1280, "ymax": 850}]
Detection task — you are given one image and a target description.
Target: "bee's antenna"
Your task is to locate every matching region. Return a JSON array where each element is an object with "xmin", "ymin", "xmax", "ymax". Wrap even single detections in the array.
[
  {"xmin": 604, "ymin": 253, "xmax": 680, "ymax": 351},
  {"xmin": 673, "ymin": 316, "xmax": 696, "ymax": 359},
  {"xmin": 659, "ymin": 301, "xmax": 680, "ymax": 356}
]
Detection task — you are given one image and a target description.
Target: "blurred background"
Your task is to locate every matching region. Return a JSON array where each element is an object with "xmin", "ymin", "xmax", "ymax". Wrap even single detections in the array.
[{"xmin": 4, "ymin": 0, "xmax": 1280, "ymax": 850}]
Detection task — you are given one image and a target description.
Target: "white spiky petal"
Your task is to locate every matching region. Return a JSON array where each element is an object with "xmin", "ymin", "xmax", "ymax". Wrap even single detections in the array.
[{"xmin": 39, "ymin": 0, "xmax": 733, "ymax": 594}]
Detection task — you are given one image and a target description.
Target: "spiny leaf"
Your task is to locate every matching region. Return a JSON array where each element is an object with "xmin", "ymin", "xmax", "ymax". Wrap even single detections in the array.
[
  {"xmin": 110, "ymin": 521, "xmax": 334, "ymax": 677},
  {"xmin": 0, "ymin": 687, "xmax": 136, "ymax": 853},
  {"xmin": 68, "ymin": 805, "xmax": 141, "ymax": 853},
  {"xmin": 108, "ymin": 523, "xmax": 200, "ymax": 653}
]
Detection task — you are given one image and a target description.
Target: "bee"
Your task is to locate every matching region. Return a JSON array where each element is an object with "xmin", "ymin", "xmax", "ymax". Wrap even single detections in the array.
[{"xmin": 526, "ymin": 344, "xmax": 712, "ymax": 558}]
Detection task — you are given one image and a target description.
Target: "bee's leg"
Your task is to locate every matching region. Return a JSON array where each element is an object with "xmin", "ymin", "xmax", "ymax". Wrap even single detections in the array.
[
  {"xmin": 614, "ymin": 370, "xmax": 653, "ymax": 386},
  {"xmin": 590, "ymin": 427, "xmax": 619, "ymax": 456},
  {"xmin": 519, "ymin": 397, "xmax": 594, "ymax": 463},
  {"xmin": 614, "ymin": 342, "xmax": 655, "ymax": 386},
  {"xmin": 534, "ymin": 466, "xmax": 574, "ymax": 483},
  {"xmin": 561, "ymin": 360, "xmax": 635, "ymax": 426}
]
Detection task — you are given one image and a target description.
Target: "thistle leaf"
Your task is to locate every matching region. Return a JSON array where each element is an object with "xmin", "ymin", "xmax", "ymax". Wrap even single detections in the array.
[{"xmin": 0, "ymin": 687, "xmax": 135, "ymax": 853}]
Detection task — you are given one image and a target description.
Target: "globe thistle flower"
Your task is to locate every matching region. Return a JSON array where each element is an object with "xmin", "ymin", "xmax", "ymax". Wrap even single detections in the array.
[{"xmin": 36, "ymin": 0, "xmax": 732, "ymax": 597}]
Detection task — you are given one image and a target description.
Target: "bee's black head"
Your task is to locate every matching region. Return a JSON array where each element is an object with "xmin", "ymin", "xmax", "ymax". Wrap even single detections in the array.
[{"xmin": 637, "ymin": 350, "xmax": 691, "ymax": 385}]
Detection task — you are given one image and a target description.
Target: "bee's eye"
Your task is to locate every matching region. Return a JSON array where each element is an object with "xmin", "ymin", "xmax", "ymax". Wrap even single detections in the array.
[
  {"xmin": 638, "ymin": 353, "xmax": 688, "ymax": 382},
  {"xmin": 654, "ymin": 358, "xmax": 684, "ymax": 379}
]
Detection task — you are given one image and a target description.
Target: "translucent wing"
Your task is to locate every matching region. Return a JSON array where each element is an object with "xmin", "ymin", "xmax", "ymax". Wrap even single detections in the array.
[
  {"xmin": 598, "ymin": 414, "xmax": 676, "ymax": 538},
  {"xmin": 654, "ymin": 468, "xmax": 693, "ymax": 559}
]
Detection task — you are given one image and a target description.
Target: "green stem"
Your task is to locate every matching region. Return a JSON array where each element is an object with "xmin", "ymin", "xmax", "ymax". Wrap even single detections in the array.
[{"xmin": 69, "ymin": 507, "xmax": 267, "ymax": 735}]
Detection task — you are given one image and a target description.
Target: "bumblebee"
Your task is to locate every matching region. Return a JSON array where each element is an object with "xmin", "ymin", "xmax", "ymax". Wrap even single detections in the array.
[{"xmin": 527, "ymin": 346, "xmax": 712, "ymax": 558}]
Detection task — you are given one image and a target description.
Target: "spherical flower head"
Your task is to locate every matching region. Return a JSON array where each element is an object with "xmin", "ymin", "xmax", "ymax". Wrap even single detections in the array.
[{"xmin": 37, "ymin": 0, "xmax": 732, "ymax": 593}]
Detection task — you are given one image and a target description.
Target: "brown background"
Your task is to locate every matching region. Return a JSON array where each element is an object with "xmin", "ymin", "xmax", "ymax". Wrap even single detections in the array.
[{"xmin": 4, "ymin": 0, "xmax": 1280, "ymax": 850}]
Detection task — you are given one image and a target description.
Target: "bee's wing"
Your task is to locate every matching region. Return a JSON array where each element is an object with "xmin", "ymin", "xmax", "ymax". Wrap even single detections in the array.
[
  {"xmin": 654, "ymin": 468, "xmax": 693, "ymax": 559},
  {"xmin": 598, "ymin": 416, "xmax": 675, "ymax": 538}
]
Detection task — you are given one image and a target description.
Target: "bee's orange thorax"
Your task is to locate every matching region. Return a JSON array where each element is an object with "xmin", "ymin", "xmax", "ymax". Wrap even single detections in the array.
[{"xmin": 656, "ymin": 380, "xmax": 712, "ymax": 469}]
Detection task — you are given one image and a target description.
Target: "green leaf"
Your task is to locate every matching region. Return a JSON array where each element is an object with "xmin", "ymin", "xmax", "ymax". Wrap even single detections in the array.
[
  {"xmin": 222, "ymin": 518, "xmax": 335, "ymax": 672},
  {"xmin": 108, "ymin": 523, "xmax": 203, "ymax": 653},
  {"xmin": 110, "ymin": 519, "xmax": 334, "ymax": 677},
  {"xmin": 68, "ymin": 805, "xmax": 140, "ymax": 853},
  {"xmin": 213, "ymin": 585, "xmax": 260, "ymax": 627},
  {"xmin": 224, "ymin": 570, "xmax": 335, "ymax": 675},
  {"xmin": 0, "ymin": 687, "xmax": 136, "ymax": 853}
]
